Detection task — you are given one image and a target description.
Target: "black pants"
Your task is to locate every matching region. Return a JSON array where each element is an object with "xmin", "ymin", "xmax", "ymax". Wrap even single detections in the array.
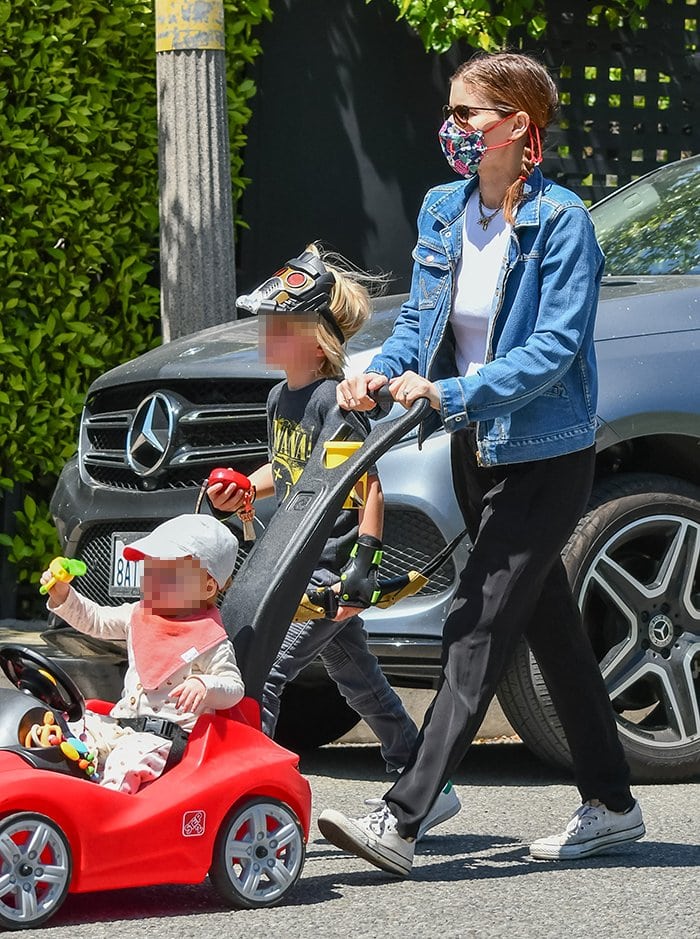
[{"xmin": 385, "ymin": 429, "xmax": 633, "ymax": 838}]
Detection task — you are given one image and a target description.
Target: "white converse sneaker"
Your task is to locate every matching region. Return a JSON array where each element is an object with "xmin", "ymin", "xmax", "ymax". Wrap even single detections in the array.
[
  {"xmin": 529, "ymin": 799, "xmax": 645, "ymax": 860},
  {"xmin": 318, "ymin": 804, "xmax": 415, "ymax": 877},
  {"xmin": 363, "ymin": 781, "xmax": 461, "ymax": 842}
]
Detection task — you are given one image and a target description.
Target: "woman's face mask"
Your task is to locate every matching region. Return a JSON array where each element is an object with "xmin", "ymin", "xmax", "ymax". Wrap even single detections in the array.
[{"xmin": 438, "ymin": 113, "xmax": 516, "ymax": 178}]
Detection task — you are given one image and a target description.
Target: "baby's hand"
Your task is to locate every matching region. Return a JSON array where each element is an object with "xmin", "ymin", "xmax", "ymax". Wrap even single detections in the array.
[
  {"xmin": 39, "ymin": 569, "xmax": 71, "ymax": 606},
  {"xmin": 169, "ymin": 676, "xmax": 207, "ymax": 715}
]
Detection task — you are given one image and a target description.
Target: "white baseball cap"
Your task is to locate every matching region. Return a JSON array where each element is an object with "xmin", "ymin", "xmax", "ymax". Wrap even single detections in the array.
[{"xmin": 123, "ymin": 514, "xmax": 238, "ymax": 588}]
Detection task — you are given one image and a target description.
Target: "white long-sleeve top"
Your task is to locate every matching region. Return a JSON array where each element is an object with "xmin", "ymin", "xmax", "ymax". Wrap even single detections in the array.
[{"xmin": 49, "ymin": 589, "xmax": 245, "ymax": 732}]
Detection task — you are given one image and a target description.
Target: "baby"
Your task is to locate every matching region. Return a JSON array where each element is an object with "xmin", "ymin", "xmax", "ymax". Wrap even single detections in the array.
[{"xmin": 40, "ymin": 514, "xmax": 244, "ymax": 793}]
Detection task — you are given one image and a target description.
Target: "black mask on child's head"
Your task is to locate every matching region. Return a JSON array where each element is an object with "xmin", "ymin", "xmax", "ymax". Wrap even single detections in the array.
[{"xmin": 236, "ymin": 250, "xmax": 344, "ymax": 343}]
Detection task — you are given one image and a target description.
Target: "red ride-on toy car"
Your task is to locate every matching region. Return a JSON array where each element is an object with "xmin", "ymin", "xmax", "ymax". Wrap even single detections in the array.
[
  {"xmin": 0, "ymin": 644, "xmax": 310, "ymax": 930},
  {"xmin": 0, "ymin": 395, "xmax": 428, "ymax": 930}
]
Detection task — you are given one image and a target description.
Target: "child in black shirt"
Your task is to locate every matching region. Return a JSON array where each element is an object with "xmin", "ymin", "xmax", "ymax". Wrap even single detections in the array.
[
  {"xmin": 208, "ymin": 246, "xmax": 416, "ymax": 767},
  {"xmin": 209, "ymin": 245, "xmax": 460, "ymax": 839}
]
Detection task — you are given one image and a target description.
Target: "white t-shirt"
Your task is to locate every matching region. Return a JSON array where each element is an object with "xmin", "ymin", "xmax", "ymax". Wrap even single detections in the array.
[{"xmin": 450, "ymin": 189, "xmax": 511, "ymax": 376}]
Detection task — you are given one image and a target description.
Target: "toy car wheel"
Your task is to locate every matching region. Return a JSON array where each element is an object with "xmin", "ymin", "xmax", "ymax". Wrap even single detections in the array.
[
  {"xmin": 0, "ymin": 812, "xmax": 72, "ymax": 930},
  {"xmin": 209, "ymin": 797, "xmax": 305, "ymax": 909}
]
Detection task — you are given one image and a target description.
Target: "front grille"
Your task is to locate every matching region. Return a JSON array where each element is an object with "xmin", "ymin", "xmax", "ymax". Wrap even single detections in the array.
[
  {"xmin": 81, "ymin": 378, "xmax": 275, "ymax": 491},
  {"xmin": 85, "ymin": 463, "xmax": 266, "ymax": 492},
  {"xmin": 73, "ymin": 508, "xmax": 455, "ymax": 607},
  {"xmin": 382, "ymin": 510, "xmax": 455, "ymax": 593},
  {"xmin": 76, "ymin": 523, "xmax": 127, "ymax": 603},
  {"xmin": 91, "ymin": 379, "xmax": 273, "ymax": 412}
]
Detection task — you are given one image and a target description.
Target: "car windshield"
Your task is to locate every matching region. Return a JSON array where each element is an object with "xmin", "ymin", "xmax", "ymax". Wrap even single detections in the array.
[{"xmin": 590, "ymin": 156, "xmax": 700, "ymax": 276}]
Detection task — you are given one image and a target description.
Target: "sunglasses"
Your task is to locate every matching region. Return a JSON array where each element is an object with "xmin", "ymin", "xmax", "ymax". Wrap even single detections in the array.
[{"xmin": 442, "ymin": 104, "xmax": 513, "ymax": 128}]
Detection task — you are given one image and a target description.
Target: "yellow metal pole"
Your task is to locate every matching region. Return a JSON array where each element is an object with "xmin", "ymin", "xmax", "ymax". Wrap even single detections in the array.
[{"xmin": 155, "ymin": 0, "xmax": 225, "ymax": 52}]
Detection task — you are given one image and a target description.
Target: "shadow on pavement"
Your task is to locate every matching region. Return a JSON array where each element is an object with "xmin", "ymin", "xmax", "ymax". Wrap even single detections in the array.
[
  {"xmin": 43, "ymin": 827, "xmax": 698, "ymax": 928},
  {"xmin": 41, "ymin": 882, "xmax": 231, "ymax": 929},
  {"xmin": 299, "ymin": 837, "xmax": 699, "ymax": 899}
]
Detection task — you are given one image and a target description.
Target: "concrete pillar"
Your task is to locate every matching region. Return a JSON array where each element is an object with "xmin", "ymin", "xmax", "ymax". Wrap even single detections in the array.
[{"xmin": 155, "ymin": 1, "xmax": 237, "ymax": 341}]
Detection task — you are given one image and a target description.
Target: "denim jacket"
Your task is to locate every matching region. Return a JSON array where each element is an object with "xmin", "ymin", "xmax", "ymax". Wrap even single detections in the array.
[{"xmin": 368, "ymin": 169, "xmax": 603, "ymax": 465}]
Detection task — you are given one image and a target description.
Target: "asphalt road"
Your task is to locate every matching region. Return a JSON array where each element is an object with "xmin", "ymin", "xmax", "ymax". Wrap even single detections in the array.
[{"xmin": 9, "ymin": 740, "xmax": 698, "ymax": 939}]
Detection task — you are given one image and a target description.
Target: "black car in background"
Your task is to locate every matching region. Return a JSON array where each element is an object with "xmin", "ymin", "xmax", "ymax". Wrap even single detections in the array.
[{"xmin": 48, "ymin": 156, "xmax": 700, "ymax": 782}]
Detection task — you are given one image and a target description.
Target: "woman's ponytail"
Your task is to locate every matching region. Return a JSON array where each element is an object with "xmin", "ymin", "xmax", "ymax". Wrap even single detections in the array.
[{"xmin": 503, "ymin": 124, "xmax": 543, "ymax": 225}]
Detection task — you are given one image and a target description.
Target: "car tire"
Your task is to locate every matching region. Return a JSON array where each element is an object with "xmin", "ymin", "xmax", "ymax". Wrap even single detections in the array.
[
  {"xmin": 497, "ymin": 472, "xmax": 700, "ymax": 783},
  {"xmin": 209, "ymin": 797, "xmax": 305, "ymax": 908},
  {"xmin": 273, "ymin": 675, "xmax": 361, "ymax": 750},
  {"xmin": 0, "ymin": 812, "xmax": 72, "ymax": 930}
]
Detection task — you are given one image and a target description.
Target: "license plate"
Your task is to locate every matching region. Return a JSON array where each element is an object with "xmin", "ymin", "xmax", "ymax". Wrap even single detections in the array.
[{"xmin": 109, "ymin": 532, "xmax": 146, "ymax": 598}]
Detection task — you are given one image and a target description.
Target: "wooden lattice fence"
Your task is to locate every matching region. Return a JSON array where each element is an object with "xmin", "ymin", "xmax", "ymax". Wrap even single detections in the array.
[{"xmin": 533, "ymin": 0, "xmax": 698, "ymax": 202}]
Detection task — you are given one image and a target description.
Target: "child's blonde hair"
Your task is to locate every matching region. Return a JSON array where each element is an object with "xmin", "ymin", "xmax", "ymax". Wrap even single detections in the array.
[{"xmin": 307, "ymin": 243, "xmax": 390, "ymax": 378}]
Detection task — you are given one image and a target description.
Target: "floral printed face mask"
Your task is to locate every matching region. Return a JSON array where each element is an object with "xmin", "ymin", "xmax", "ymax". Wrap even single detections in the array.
[{"xmin": 438, "ymin": 113, "xmax": 516, "ymax": 178}]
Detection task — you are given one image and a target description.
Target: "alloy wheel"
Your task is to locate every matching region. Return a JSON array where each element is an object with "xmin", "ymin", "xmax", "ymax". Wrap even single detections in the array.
[{"xmin": 0, "ymin": 813, "xmax": 71, "ymax": 929}]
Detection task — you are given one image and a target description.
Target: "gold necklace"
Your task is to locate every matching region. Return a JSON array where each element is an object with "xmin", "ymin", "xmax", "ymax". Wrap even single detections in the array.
[{"xmin": 477, "ymin": 191, "xmax": 502, "ymax": 231}]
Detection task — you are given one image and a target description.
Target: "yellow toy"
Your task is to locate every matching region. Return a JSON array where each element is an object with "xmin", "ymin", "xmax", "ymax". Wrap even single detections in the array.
[
  {"xmin": 39, "ymin": 556, "xmax": 87, "ymax": 594},
  {"xmin": 24, "ymin": 710, "xmax": 63, "ymax": 748},
  {"xmin": 24, "ymin": 710, "xmax": 98, "ymax": 779}
]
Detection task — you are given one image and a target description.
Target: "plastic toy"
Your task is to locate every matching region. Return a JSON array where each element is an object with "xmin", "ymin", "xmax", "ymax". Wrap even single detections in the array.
[
  {"xmin": 322, "ymin": 440, "xmax": 367, "ymax": 508},
  {"xmin": 0, "ymin": 644, "xmax": 310, "ymax": 929},
  {"xmin": 200, "ymin": 468, "xmax": 257, "ymax": 541},
  {"xmin": 22, "ymin": 710, "xmax": 98, "ymax": 779},
  {"xmin": 23, "ymin": 710, "xmax": 63, "ymax": 749},
  {"xmin": 39, "ymin": 557, "xmax": 87, "ymax": 595}
]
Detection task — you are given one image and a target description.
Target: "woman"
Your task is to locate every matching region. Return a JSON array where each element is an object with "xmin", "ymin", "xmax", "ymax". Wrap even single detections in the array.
[{"xmin": 318, "ymin": 52, "xmax": 644, "ymax": 877}]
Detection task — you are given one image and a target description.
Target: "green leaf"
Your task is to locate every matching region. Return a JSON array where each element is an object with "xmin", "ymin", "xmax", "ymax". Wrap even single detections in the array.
[{"xmin": 23, "ymin": 495, "xmax": 37, "ymax": 522}]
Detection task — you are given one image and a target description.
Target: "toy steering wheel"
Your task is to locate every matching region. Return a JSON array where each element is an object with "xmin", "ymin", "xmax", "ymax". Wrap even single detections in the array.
[{"xmin": 0, "ymin": 644, "xmax": 84, "ymax": 722}]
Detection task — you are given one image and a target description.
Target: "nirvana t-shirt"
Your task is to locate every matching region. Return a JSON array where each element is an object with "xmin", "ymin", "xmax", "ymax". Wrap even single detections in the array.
[{"xmin": 266, "ymin": 378, "xmax": 373, "ymax": 576}]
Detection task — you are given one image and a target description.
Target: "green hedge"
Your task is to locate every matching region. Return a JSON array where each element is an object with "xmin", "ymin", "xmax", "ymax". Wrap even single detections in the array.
[{"xmin": 0, "ymin": 0, "xmax": 271, "ymax": 600}]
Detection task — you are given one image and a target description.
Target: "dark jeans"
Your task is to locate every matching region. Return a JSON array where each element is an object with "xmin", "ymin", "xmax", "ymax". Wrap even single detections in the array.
[
  {"xmin": 385, "ymin": 428, "xmax": 633, "ymax": 838},
  {"xmin": 263, "ymin": 570, "xmax": 418, "ymax": 771},
  {"xmin": 262, "ymin": 614, "xmax": 418, "ymax": 771}
]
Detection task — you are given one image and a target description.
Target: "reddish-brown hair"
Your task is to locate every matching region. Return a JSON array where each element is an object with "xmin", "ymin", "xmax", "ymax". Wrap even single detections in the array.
[{"xmin": 451, "ymin": 52, "xmax": 559, "ymax": 224}]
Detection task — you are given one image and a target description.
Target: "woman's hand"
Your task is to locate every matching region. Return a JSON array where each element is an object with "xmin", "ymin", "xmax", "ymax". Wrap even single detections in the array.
[
  {"xmin": 170, "ymin": 676, "xmax": 207, "ymax": 715},
  {"xmin": 389, "ymin": 371, "xmax": 441, "ymax": 410},
  {"xmin": 336, "ymin": 372, "xmax": 388, "ymax": 411},
  {"xmin": 206, "ymin": 471, "xmax": 247, "ymax": 514}
]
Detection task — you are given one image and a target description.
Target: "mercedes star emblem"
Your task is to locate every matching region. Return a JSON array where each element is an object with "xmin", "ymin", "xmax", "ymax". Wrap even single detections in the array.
[{"xmin": 126, "ymin": 392, "xmax": 177, "ymax": 476}]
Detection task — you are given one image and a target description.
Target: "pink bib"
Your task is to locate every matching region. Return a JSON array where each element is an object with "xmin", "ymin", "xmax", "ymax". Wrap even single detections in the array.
[{"xmin": 130, "ymin": 603, "xmax": 228, "ymax": 690}]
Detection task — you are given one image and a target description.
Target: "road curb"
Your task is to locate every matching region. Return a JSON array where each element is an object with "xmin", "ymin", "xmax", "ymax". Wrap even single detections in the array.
[
  {"xmin": 338, "ymin": 687, "xmax": 515, "ymax": 745},
  {"xmin": 0, "ymin": 619, "xmax": 49, "ymax": 647}
]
